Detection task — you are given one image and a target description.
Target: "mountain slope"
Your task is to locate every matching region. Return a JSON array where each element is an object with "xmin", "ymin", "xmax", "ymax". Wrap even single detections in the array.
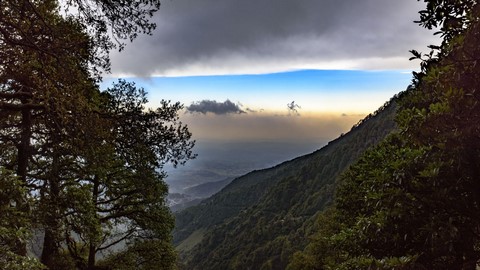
[{"xmin": 174, "ymin": 96, "xmax": 400, "ymax": 269}]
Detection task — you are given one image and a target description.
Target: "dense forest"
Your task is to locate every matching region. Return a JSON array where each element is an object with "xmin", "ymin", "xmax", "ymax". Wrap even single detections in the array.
[
  {"xmin": 0, "ymin": 1, "xmax": 195, "ymax": 269},
  {"xmin": 2, "ymin": 0, "xmax": 480, "ymax": 269}
]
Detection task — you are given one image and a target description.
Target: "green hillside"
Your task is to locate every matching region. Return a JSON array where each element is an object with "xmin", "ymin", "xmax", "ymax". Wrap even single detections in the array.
[
  {"xmin": 287, "ymin": 2, "xmax": 480, "ymax": 268},
  {"xmin": 174, "ymin": 96, "xmax": 400, "ymax": 269}
]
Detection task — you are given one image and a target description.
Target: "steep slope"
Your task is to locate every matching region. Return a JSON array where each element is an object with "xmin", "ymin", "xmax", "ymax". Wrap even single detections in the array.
[
  {"xmin": 174, "ymin": 96, "xmax": 400, "ymax": 269},
  {"xmin": 174, "ymin": 153, "xmax": 322, "ymax": 244}
]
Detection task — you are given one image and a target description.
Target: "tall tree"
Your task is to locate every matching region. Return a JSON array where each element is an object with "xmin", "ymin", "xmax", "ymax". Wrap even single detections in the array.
[
  {"xmin": 0, "ymin": 0, "xmax": 163, "ymax": 185},
  {"xmin": 58, "ymin": 80, "xmax": 194, "ymax": 269},
  {"xmin": 0, "ymin": 0, "xmax": 96, "ymax": 261},
  {"xmin": 0, "ymin": 1, "xmax": 195, "ymax": 269}
]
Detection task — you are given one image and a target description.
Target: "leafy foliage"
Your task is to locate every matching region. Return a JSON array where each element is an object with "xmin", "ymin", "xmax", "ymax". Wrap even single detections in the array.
[
  {"xmin": 56, "ymin": 80, "xmax": 193, "ymax": 269},
  {"xmin": 64, "ymin": 0, "xmax": 161, "ymax": 54},
  {"xmin": 0, "ymin": 169, "xmax": 44, "ymax": 270},
  {"xmin": 99, "ymin": 240, "xmax": 177, "ymax": 270},
  {"xmin": 0, "ymin": 0, "xmax": 192, "ymax": 269},
  {"xmin": 289, "ymin": 1, "xmax": 480, "ymax": 269}
]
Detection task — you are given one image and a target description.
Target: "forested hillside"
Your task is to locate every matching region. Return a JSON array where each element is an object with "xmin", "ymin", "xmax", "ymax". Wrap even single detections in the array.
[
  {"xmin": 287, "ymin": 1, "xmax": 480, "ymax": 269},
  {"xmin": 175, "ymin": 97, "xmax": 399, "ymax": 269}
]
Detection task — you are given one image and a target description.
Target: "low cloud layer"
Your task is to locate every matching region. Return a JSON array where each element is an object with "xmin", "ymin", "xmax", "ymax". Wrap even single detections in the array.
[
  {"xmin": 181, "ymin": 112, "xmax": 366, "ymax": 142},
  {"xmin": 186, "ymin": 100, "xmax": 245, "ymax": 115},
  {"xmin": 109, "ymin": 0, "xmax": 439, "ymax": 77}
]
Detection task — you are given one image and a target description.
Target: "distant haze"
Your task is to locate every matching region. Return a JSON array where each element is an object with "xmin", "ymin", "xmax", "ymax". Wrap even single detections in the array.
[
  {"xmin": 181, "ymin": 112, "xmax": 363, "ymax": 142},
  {"xmin": 166, "ymin": 139, "xmax": 324, "ymax": 193}
]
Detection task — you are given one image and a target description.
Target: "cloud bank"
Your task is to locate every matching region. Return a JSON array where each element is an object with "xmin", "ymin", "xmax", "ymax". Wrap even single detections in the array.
[
  {"xmin": 181, "ymin": 112, "xmax": 365, "ymax": 142},
  {"xmin": 186, "ymin": 100, "xmax": 245, "ymax": 115},
  {"xmin": 109, "ymin": 0, "xmax": 439, "ymax": 77}
]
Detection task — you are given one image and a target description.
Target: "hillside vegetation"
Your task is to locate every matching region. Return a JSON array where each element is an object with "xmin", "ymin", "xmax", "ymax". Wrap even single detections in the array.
[
  {"xmin": 177, "ymin": 1, "xmax": 480, "ymax": 269},
  {"xmin": 175, "ymin": 97, "xmax": 399, "ymax": 269},
  {"xmin": 288, "ymin": 1, "xmax": 480, "ymax": 269}
]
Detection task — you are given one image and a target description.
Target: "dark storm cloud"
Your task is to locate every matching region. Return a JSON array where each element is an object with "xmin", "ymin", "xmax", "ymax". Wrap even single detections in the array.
[
  {"xmin": 186, "ymin": 100, "xmax": 245, "ymax": 115},
  {"xmin": 110, "ymin": 0, "xmax": 439, "ymax": 76}
]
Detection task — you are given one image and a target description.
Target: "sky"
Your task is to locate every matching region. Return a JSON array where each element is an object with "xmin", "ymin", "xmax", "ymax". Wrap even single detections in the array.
[{"xmin": 102, "ymin": 0, "xmax": 439, "ymax": 143}]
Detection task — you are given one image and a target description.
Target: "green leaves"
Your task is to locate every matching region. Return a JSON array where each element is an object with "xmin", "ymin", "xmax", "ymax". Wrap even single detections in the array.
[
  {"xmin": 99, "ymin": 239, "xmax": 177, "ymax": 270},
  {"xmin": 0, "ymin": 1, "xmax": 186, "ymax": 269},
  {"xmin": 0, "ymin": 169, "xmax": 44, "ymax": 269}
]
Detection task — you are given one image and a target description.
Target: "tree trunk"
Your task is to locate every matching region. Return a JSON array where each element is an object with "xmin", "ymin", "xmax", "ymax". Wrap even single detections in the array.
[
  {"xmin": 87, "ymin": 176, "xmax": 100, "ymax": 270},
  {"xmin": 11, "ymin": 99, "xmax": 32, "ymax": 257},
  {"xmin": 41, "ymin": 150, "xmax": 61, "ymax": 269},
  {"xmin": 87, "ymin": 243, "xmax": 96, "ymax": 270},
  {"xmin": 41, "ymin": 227, "xmax": 59, "ymax": 268},
  {"xmin": 17, "ymin": 103, "xmax": 31, "ymax": 182}
]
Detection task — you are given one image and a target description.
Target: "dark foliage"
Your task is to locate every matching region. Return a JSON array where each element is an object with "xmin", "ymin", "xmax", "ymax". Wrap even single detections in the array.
[{"xmin": 289, "ymin": 1, "xmax": 480, "ymax": 269}]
